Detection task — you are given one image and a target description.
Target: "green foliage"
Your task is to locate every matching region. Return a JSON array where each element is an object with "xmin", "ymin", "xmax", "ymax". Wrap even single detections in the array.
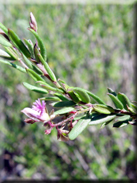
[
  {"xmin": 0, "ymin": 4, "xmax": 135, "ymax": 180},
  {"xmin": 69, "ymin": 117, "xmax": 91, "ymax": 140},
  {"xmin": 23, "ymin": 82, "xmax": 48, "ymax": 94}
]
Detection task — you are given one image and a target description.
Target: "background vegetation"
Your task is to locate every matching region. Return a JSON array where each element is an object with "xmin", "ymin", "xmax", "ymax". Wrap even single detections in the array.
[{"xmin": 0, "ymin": 4, "xmax": 135, "ymax": 180}]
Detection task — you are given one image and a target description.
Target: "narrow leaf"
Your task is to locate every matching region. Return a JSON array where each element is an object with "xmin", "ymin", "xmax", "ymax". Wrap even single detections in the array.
[
  {"xmin": 53, "ymin": 101, "xmax": 76, "ymax": 108},
  {"xmin": 0, "ymin": 23, "xmax": 8, "ymax": 34},
  {"xmin": 54, "ymin": 107, "xmax": 75, "ymax": 115},
  {"xmin": 38, "ymin": 81, "xmax": 63, "ymax": 93},
  {"xmin": 44, "ymin": 97, "xmax": 61, "ymax": 102},
  {"xmin": 8, "ymin": 29, "xmax": 31, "ymax": 58},
  {"xmin": 4, "ymin": 46, "xmax": 19, "ymax": 60},
  {"xmin": 86, "ymin": 90, "xmax": 106, "ymax": 105},
  {"xmin": 23, "ymin": 39, "xmax": 34, "ymax": 57},
  {"xmin": 29, "ymin": 28, "xmax": 47, "ymax": 60},
  {"xmin": 72, "ymin": 87, "xmax": 91, "ymax": 103},
  {"xmin": 108, "ymin": 93, "xmax": 124, "ymax": 109},
  {"xmin": 34, "ymin": 45, "xmax": 56, "ymax": 82},
  {"xmin": 93, "ymin": 104, "xmax": 114, "ymax": 114},
  {"xmin": 23, "ymin": 82, "xmax": 48, "ymax": 94},
  {"xmin": 130, "ymin": 103, "xmax": 137, "ymax": 113},
  {"xmin": 68, "ymin": 91, "xmax": 80, "ymax": 103},
  {"xmin": 69, "ymin": 117, "xmax": 91, "ymax": 140},
  {"xmin": 0, "ymin": 35, "xmax": 12, "ymax": 47},
  {"xmin": 118, "ymin": 93, "xmax": 131, "ymax": 110},
  {"xmin": 89, "ymin": 114, "xmax": 116, "ymax": 125},
  {"xmin": 107, "ymin": 88, "xmax": 117, "ymax": 96},
  {"xmin": 113, "ymin": 121, "xmax": 128, "ymax": 128},
  {"xmin": 0, "ymin": 59, "xmax": 26, "ymax": 73},
  {"xmin": 0, "ymin": 49, "xmax": 10, "ymax": 57},
  {"xmin": 26, "ymin": 68, "xmax": 44, "ymax": 82},
  {"xmin": 54, "ymin": 93, "xmax": 69, "ymax": 101},
  {"xmin": 116, "ymin": 115, "xmax": 131, "ymax": 122}
]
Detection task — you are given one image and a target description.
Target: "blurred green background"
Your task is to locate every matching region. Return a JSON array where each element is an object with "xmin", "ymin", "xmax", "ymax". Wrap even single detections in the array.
[{"xmin": 0, "ymin": 3, "xmax": 135, "ymax": 180}]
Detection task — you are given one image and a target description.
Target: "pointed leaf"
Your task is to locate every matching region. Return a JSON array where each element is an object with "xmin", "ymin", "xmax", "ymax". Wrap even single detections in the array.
[
  {"xmin": 68, "ymin": 90, "xmax": 80, "ymax": 103},
  {"xmin": 29, "ymin": 28, "xmax": 47, "ymax": 60},
  {"xmin": 8, "ymin": 29, "xmax": 31, "ymax": 58},
  {"xmin": 107, "ymin": 88, "xmax": 117, "ymax": 96},
  {"xmin": 72, "ymin": 87, "xmax": 91, "ymax": 103},
  {"xmin": 86, "ymin": 90, "xmax": 106, "ymax": 105},
  {"xmin": 53, "ymin": 101, "xmax": 76, "ymax": 108},
  {"xmin": 23, "ymin": 82, "xmax": 48, "ymax": 94},
  {"xmin": 93, "ymin": 104, "xmax": 114, "ymax": 114},
  {"xmin": 26, "ymin": 68, "xmax": 44, "ymax": 82},
  {"xmin": 0, "ymin": 23, "xmax": 8, "ymax": 34},
  {"xmin": 54, "ymin": 93, "xmax": 69, "ymax": 101},
  {"xmin": 130, "ymin": 103, "xmax": 137, "ymax": 113},
  {"xmin": 23, "ymin": 39, "xmax": 34, "ymax": 57},
  {"xmin": 89, "ymin": 114, "xmax": 116, "ymax": 125},
  {"xmin": 54, "ymin": 107, "xmax": 75, "ymax": 115},
  {"xmin": 44, "ymin": 97, "xmax": 61, "ymax": 102},
  {"xmin": 34, "ymin": 45, "xmax": 56, "ymax": 82},
  {"xmin": 0, "ymin": 59, "xmax": 26, "ymax": 73},
  {"xmin": 108, "ymin": 93, "xmax": 124, "ymax": 109},
  {"xmin": 118, "ymin": 93, "xmax": 131, "ymax": 110},
  {"xmin": 0, "ymin": 49, "xmax": 10, "ymax": 57},
  {"xmin": 127, "ymin": 106, "xmax": 136, "ymax": 114},
  {"xmin": 38, "ymin": 81, "xmax": 63, "ymax": 93},
  {"xmin": 116, "ymin": 115, "xmax": 131, "ymax": 122},
  {"xmin": 69, "ymin": 117, "xmax": 91, "ymax": 140},
  {"xmin": 113, "ymin": 121, "xmax": 128, "ymax": 128},
  {"xmin": 4, "ymin": 46, "xmax": 19, "ymax": 60},
  {"xmin": 0, "ymin": 35, "xmax": 12, "ymax": 47}
]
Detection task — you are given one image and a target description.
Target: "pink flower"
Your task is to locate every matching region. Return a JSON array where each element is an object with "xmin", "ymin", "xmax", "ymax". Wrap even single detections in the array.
[{"xmin": 21, "ymin": 99, "xmax": 50, "ymax": 123}]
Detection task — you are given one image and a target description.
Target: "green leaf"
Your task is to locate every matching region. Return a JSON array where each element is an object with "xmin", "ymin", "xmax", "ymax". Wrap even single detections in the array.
[
  {"xmin": 130, "ymin": 103, "xmax": 137, "ymax": 113},
  {"xmin": 116, "ymin": 115, "xmax": 131, "ymax": 122},
  {"xmin": 68, "ymin": 117, "xmax": 91, "ymax": 140},
  {"xmin": 23, "ymin": 82, "xmax": 48, "ymax": 94},
  {"xmin": 54, "ymin": 107, "xmax": 75, "ymax": 115},
  {"xmin": 0, "ymin": 49, "xmax": 10, "ymax": 57},
  {"xmin": 107, "ymin": 88, "xmax": 117, "ymax": 96},
  {"xmin": 4, "ymin": 46, "xmax": 19, "ymax": 60},
  {"xmin": 34, "ymin": 45, "xmax": 56, "ymax": 82},
  {"xmin": 8, "ymin": 29, "xmax": 31, "ymax": 58},
  {"xmin": 29, "ymin": 28, "xmax": 47, "ymax": 60},
  {"xmin": 89, "ymin": 114, "xmax": 116, "ymax": 125},
  {"xmin": 108, "ymin": 93, "xmax": 124, "ymax": 109},
  {"xmin": 127, "ymin": 106, "xmax": 136, "ymax": 114},
  {"xmin": 23, "ymin": 39, "xmax": 34, "ymax": 57},
  {"xmin": 68, "ymin": 90, "xmax": 80, "ymax": 103},
  {"xmin": 0, "ymin": 59, "xmax": 26, "ymax": 73},
  {"xmin": 26, "ymin": 68, "xmax": 44, "ymax": 82},
  {"xmin": 38, "ymin": 81, "xmax": 63, "ymax": 93},
  {"xmin": 0, "ymin": 49, "xmax": 14, "ymax": 60},
  {"xmin": 54, "ymin": 93, "xmax": 69, "ymax": 101},
  {"xmin": 0, "ymin": 23, "xmax": 8, "ymax": 34},
  {"xmin": 113, "ymin": 121, "xmax": 128, "ymax": 128},
  {"xmin": 44, "ymin": 97, "xmax": 61, "ymax": 102},
  {"xmin": 113, "ymin": 115, "xmax": 132, "ymax": 128},
  {"xmin": 0, "ymin": 35, "xmax": 12, "ymax": 47},
  {"xmin": 117, "ymin": 93, "xmax": 131, "ymax": 110},
  {"xmin": 86, "ymin": 90, "xmax": 106, "ymax": 105},
  {"xmin": 93, "ymin": 104, "xmax": 114, "ymax": 114},
  {"xmin": 74, "ymin": 114, "xmax": 87, "ymax": 120},
  {"xmin": 53, "ymin": 101, "xmax": 76, "ymax": 108},
  {"xmin": 22, "ymin": 55, "xmax": 33, "ymax": 68},
  {"xmin": 58, "ymin": 79, "xmax": 70, "ymax": 91},
  {"xmin": 72, "ymin": 87, "xmax": 91, "ymax": 103}
]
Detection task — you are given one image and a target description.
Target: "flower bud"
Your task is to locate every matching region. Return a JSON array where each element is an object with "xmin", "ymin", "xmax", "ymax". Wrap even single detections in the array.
[{"xmin": 29, "ymin": 12, "xmax": 37, "ymax": 32}]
